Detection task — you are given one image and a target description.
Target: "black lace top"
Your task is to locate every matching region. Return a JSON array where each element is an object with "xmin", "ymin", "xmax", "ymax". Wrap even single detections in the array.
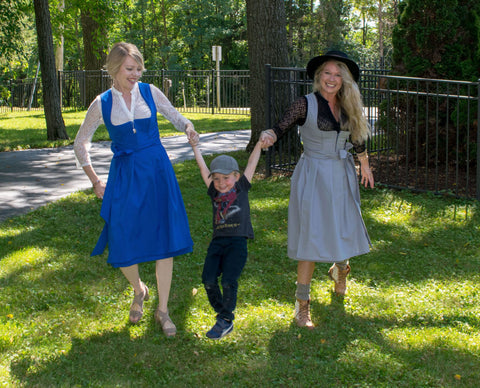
[{"xmin": 272, "ymin": 92, "xmax": 366, "ymax": 154}]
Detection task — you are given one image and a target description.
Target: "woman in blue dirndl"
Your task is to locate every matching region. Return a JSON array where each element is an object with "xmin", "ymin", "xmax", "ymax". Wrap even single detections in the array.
[{"xmin": 74, "ymin": 42, "xmax": 198, "ymax": 336}]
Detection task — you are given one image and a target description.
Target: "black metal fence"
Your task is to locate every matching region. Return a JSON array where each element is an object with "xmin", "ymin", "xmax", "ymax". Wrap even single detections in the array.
[
  {"xmin": 0, "ymin": 69, "xmax": 250, "ymax": 115},
  {"xmin": 0, "ymin": 79, "xmax": 42, "ymax": 111},
  {"xmin": 4, "ymin": 65, "xmax": 480, "ymax": 199},
  {"xmin": 265, "ymin": 65, "xmax": 480, "ymax": 200}
]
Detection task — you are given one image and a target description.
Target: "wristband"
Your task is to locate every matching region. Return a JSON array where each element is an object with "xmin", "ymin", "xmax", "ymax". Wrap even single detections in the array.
[{"xmin": 358, "ymin": 153, "xmax": 368, "ymax": 161}]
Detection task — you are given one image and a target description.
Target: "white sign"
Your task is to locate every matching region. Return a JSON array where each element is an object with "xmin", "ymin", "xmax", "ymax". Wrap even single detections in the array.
[{"xmin": 212, "ymin": 45, "xmax": 222, "ymax": 62}]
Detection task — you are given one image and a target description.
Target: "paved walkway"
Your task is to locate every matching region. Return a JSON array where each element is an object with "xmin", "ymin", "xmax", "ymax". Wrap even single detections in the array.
[{"xmin": 0, "ymin": 130, "xmax": 251, "ymax": 224}]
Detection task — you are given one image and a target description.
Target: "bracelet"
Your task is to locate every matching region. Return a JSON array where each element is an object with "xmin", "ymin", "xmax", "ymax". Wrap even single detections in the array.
[
  {"xmin": 358, "ymin": 153, "xmax": 369, "ymax": 161},
  {"xmin": 265, "ymin": 130, "xmax": 276, "ymax": 138},
  {"xmin": 263, "ymin": 130, "xmax": 277, "ymax": 142},
  {"xmin": 92, "ymin": 179, "xmax": 101, "ymax": 187}
]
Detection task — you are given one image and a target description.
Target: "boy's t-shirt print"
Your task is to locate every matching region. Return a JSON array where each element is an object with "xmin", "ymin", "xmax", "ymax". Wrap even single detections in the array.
[{"xmin": 208, "ymin": 175, "xmax": 254, "ymax": 239}]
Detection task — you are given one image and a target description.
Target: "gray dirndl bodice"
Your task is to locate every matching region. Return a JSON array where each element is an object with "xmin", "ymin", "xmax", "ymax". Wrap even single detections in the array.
[{"xmin": 287, "ymin": 93, "xmax": 371, "ymax": 262}]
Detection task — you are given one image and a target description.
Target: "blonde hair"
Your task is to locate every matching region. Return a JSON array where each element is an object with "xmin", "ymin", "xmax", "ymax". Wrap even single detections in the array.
[
  {"xmin": 105, "ymin": 42, "xmax": 145, "ymax": 78},
  {"xmin": 313, "ymin": 60, "xmax": 370, "ymax": 143}
]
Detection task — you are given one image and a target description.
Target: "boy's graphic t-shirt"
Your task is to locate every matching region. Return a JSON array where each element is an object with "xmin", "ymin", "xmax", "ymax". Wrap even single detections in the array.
[{"xmin": 208, "ymin": 175, "xmax": 254, "ymax": 239}]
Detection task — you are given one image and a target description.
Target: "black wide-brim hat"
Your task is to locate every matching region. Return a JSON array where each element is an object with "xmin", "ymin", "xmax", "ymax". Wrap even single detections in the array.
[{"xmin": 306, "ymin": 50, "xmax": 360, "ymax": 82}]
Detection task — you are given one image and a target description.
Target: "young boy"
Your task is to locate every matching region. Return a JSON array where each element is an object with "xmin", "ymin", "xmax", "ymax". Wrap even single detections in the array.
[{"xmin": 189, "ymin": 137, "xmax": 265, "ymax": 339}]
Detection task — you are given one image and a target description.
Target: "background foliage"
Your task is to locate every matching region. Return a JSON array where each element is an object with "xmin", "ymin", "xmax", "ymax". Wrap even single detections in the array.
[
  {"xmin": 392, "ymin": 0, "xmax": 480, "ymax": 80},
  {"xmin": 386, "ymin": 0, "xmax": 480, "ymax": 170},
  {"xmin": 1, "ymin": 0, "xmax": 398, "ymax": 80}
]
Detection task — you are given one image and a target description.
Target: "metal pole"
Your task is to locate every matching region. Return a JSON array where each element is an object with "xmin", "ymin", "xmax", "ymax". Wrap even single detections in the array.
[
  {"xmin": 206, "ymin": 74, "xmax": 210, "ymax": 111},
  {"xmin": 216, "ymin": 47, "xmax": 221, "ymax": 112},
  {"xmin": 58, "ymin": 70, "xmax": 63, "ymax": 109}
]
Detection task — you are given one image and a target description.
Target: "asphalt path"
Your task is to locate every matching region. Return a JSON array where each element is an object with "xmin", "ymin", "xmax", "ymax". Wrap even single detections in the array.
[{"xmin": 0, "ymin": 130, "xmax": 251, "ymax": 224}]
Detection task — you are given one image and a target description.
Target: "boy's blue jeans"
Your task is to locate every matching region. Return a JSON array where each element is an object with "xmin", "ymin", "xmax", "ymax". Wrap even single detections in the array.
[{"xmin": 202, "ymin": 236, "xmax": 248, "ymax": 322}]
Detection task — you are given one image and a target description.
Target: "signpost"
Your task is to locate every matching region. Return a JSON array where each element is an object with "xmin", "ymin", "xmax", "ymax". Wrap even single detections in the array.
[{"xmin": 212, "ymin": 45, "xmax": 222, "ymax": 111}]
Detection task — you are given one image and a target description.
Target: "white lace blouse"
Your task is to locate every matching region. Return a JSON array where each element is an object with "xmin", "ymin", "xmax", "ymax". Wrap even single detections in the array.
[{"xmin": 73, "ymin": 82, "xmax": 192, "ymax": 167}]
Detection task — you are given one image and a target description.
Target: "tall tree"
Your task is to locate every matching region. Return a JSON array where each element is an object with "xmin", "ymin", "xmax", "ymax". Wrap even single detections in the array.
[
  {"xmin": 54, "ymin": 0, "xmax": 65, "ymax": 71},
  {"xmin": 79, "ymin": 2, "xmax": 109, "ymax": 103},
  {"xmin": 387, "ymin": 0, "xmax": 480, "ymax": 168},
  {"xmin": 33, "ymin": 0, "xmax": 68, "ymax": 140},
  {"xmin": 168, "ymin": 0, "xmax": 247, "ymax": 70},
  {"xmin": 285, "ymin": 0, "xmax": 315, "ymax": 66},
  {"xmin": 317, "ymin": 0, "xmax": 350, "ymax": 50},
  {"xmin": 246, "ymin": 0, "xmax": 289, "ymax": 149},
  {"xmin": 0, "ymin": 0, "xmax": 29, "ymax": 61}
]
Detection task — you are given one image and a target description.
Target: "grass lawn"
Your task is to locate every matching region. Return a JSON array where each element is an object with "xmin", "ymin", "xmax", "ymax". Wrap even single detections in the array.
[
  {"xmin": 1, "ymin": 147, "xmax": 479, "ymax": 387},
  {"xmin": 0, "ymin": 110, "xmax": 251, "ymax": 151}
]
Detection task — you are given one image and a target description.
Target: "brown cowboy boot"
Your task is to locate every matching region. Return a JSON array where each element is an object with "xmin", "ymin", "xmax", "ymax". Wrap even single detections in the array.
[
  {"xmin": 294, "ymin": 299, "xmax": 315, "ymax": 329},
  {"xmin": 328, "ymin": 263, "xmax": 351, "ymax": 295}
]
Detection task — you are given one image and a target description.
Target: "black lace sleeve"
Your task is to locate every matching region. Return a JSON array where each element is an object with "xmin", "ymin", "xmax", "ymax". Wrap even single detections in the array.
[
  {"xmin": 271, "ymin": 97, "xmax": 307, "ymax": 139},
  {"xmin": 352, "ymin": 140, "xmax": 366, "ymax": 154}
]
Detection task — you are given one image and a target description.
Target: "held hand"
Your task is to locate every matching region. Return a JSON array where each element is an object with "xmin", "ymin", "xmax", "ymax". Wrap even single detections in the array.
[
  {"xmin": 257, "ymin": 137, "xmax": 269, "ymax": 149},
  {"xmin": 93, "ymin": 180, "xmax": 106, "ymax": 199},
  {"xmin": 185, "ymin": 126, "xmax": 199, "ymax": 145},
  {"xmin": 360, "ymin": 165, "xmax": 374, "ymax": 188},
  {"xmin": 188, "ymin": 136, "xmax": 199, "ymax": 147},
  {"xmin": 260, "ymin": 129, "xmax": 277, "ymax": 149}
]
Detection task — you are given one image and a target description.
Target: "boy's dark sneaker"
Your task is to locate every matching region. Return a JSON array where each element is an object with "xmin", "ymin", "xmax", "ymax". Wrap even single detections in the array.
[{"xmin": 206, "ymin": 318, "xmax": 233, "ymax": 339}]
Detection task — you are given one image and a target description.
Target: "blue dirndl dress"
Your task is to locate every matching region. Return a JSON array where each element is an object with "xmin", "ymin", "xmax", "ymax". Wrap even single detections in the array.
[{"xmin": 91, "ymin": 82, "xmax": 193, "ymax": 267}]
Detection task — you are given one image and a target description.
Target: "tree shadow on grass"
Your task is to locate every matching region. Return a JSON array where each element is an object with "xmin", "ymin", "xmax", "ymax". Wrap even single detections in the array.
[
  {"xmin": 241, "ymin": 184, "xmax": 480, "ymax": 308},
  {"xmin": 266, "ymin": 293, "xmax": 480, "ymax": 387},
  {"xmin": 0, "ymin": 192, "xmax": 203, "ymax": 385},
  {"xmin": 9, "ymin": 313, "xmax": 271, "ymax": 386}
]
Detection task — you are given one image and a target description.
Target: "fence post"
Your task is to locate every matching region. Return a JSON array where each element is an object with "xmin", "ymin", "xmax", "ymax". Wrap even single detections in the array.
[
  {"xmin": 211, "ymin": 69, "xmax": 215, "ymax": 115},
  {"xmin": 477, "ymin": 79, "xmax": 480, "ymax": 200},
  {"xmin": 9, "ymin": 80, "xmax": 13, "ymax": 112},
  {"xmin": 265, "ymin": 64, "xmax": 272, "ymax": 177},
  {"xmin": 58, "ymin": 70, "xmax": 63, "ymax": 109},
  {"xmin": 161, "ymin": 69, "xmax": 165, "ymax": 97}
]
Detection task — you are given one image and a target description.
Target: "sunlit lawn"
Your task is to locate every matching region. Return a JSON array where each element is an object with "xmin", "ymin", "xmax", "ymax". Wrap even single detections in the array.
[
  {"xmin": 0, "ymin": 109, "xmax": 251, "ymax": 151},
  {"xmin": 1, "ymin": 148, "xmax": 479, "ymax": 386}
]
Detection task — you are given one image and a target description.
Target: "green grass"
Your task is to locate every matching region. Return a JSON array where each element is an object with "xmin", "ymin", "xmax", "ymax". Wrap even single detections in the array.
[
  {"xmin": 0, "ymin": 110, "xmax": 251, "ymax": 151},
  {"xmin": 1, "ymin": 149, "xmax": 479, "ymax": 387}
]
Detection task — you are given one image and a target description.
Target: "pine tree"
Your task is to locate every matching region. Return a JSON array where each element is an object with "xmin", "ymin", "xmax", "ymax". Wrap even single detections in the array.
[{"xmin": 392, "ymin": 0, "xmax": 480, "ymax": 80}]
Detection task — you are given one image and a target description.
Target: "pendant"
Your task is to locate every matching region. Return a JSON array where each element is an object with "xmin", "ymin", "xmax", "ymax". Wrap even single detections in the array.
[{"xmin": 133, "ymin": 127, "xmax": 136, "ymax": 134}]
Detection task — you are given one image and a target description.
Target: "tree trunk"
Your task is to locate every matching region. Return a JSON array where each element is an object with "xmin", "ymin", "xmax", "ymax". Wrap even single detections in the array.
[
  {"xmin": 80, "ymin": 8, "xmax": 108, "ymax": 104},
  {"xmin": 33, "ymin": 0, "xmax": 68, "ymax": 140},
  {"xmin": 246, "ymin": 0, "xmax": 289, "ymax": 150},
  {"xmin": 55, "ymin": 0, "xmax": 64, "ymax": 71},
  {"xmin": 378, "ymin": 0, "xmax": 384, "ymax": 63}
]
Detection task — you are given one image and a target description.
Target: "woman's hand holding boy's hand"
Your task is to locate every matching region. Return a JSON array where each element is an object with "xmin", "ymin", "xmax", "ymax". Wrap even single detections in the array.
[
  {"xmin": 257, "ymin": 137, "xmax": 269, "ymax": 149},
  {"xmin": 188, "ymin": 135, "xmax": 200, "ymax": 147},
  {"xmin": 185, "ymin": 124, "xmax": 199, "ymax": 145},
  {"xmin": 259, "ymin": 129, "xmax": 277, "ymax": 149}
]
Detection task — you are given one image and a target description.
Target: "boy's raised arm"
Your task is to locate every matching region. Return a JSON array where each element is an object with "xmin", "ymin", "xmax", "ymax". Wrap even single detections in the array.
[
  {"xmin": 189, "ymin": 138, "xmax": 212, "ymax": 187},
  {"xmin": 243, "ymin": 139, "xmax": 266, "ymax": 182}
]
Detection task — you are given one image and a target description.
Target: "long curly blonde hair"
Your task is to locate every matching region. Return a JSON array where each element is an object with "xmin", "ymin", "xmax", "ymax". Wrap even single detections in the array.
[{"xmin": 313, "ymin": 60, "xmax": 370, "ymax": 143}]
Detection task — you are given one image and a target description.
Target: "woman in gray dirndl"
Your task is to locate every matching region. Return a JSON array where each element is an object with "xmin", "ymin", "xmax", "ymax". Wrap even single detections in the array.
[{"xmin": 260, "ymin": 51, "xmax": 374, "ymax": 329}]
